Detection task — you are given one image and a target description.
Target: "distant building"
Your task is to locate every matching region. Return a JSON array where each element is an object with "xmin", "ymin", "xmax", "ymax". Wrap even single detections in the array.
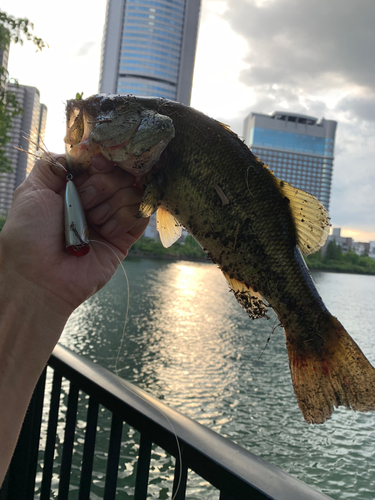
[
  {"xmin": 243, "ymin": 111, "xmax": 337, "ymax": 211},
  {"xmin": 322, "ymin": 227, "xmax": 352, "ymax": 256},
  {"xmin": 143, "ymin": 213, "xmax": 159, "ymax": 240},
  {"xmin": 99, "ymin": 0, "xmax": 201, "ymax": 241},
  {"xmin": 99, "ymin": 0, "xmax": 201, "ymax": 105},
  {"xmin": 352, "ymin": 241, "xmax": 370, "ymax": 257},
  {"xmin": 0, "ymin": 84, "xmax": 47, "ymax": 216},
  {"xmin": 369, "ymin": 241, "xmax": 375, "ymax": 260}
]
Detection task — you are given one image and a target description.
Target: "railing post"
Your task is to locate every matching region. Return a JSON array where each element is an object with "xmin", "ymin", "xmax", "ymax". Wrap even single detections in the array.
[
  {"xmin": 0, "ymin": 368, "xmax": 46, "ymax": 500},
  {"xmin": 79, "ymin": 397, "xmax": 99, "ymax": 500},
  {"xmin": 58, "ymin": 382, "xmax": 79, "ymax": 500},
  {"xmin": 40, "ymin": 371, "xmax": 63, "ymax": 500},
  {"xmin": 103, "ymin": 414, "xmax": 123, "ymax": 500},
  {"xmin": 134, "ymin": 433, "xmax": 152, "ymax": 500},
  {"xmin": 172, "ymin": 445, "xmax": 188, "ymax": 500}
]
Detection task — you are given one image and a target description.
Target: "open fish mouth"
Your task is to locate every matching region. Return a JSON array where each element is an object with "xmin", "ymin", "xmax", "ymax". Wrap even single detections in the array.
[{"xmin": 64, "ymin": 95, "xmax": 175, "ymax": 176}]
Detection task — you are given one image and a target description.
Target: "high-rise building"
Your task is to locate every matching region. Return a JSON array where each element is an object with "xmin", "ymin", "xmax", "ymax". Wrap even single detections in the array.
[
  {"xmin": 243, "ymin": 111, "xmax": 337, "ymax": 211},
  {"xmin": 99, "ymin": 0, "xmax": 201, "ymax": 105},
  {"xmin": 0, "ymin": 84, "xmax": 47, "ymax": 216}
]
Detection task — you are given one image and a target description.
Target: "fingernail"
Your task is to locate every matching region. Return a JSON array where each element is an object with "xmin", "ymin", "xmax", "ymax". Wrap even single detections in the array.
[
  {"xmin": 90, "ymin": 202, "xmax": 110, "ymax": 221},
  {"xmin": 79, "ymin": 185, "xmax": 97, "ymax": 205},
  {"xmin": 101, "ymin": 218, "xmax": 119, "ymax": 236}
]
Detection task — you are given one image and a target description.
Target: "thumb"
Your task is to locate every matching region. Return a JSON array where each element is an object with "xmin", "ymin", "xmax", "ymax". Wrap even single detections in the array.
[{"xmin": 26, "ymin": 154, "xmax": 68, "ymax": 193}]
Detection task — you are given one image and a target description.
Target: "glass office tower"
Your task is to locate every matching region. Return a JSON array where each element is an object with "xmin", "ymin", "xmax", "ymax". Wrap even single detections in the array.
[
  {"xmin": 99, "ymin": 0, "xmax": 201, "ymax": 105},
  {"xmin": 243, "ymin": 111, "xmax": 337, "ymax": 211},
  {"xmin": 0, "ymin": 85, "xmax": 47, "ymax": 216}
]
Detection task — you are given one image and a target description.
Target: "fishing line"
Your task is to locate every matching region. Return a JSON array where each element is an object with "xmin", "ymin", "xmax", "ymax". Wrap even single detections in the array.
[
  {"xmin": 89, "ymin": 239, "xmax": 183, "ymax": 499},
  {"xmin": 258, "ymin": 320, "xmax": 282, "ymax": 360}
]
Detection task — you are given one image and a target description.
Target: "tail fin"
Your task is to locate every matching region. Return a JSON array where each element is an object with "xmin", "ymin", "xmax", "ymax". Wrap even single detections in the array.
[{"xmin": 286, "ymin": 315, "xmax": 375, "ymax": 424}]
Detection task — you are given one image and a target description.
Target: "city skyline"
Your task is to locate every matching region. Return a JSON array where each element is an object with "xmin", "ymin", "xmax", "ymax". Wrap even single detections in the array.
[{"xmin": 0, "ymin": 0, "xmax": 374, "ymax": 241}]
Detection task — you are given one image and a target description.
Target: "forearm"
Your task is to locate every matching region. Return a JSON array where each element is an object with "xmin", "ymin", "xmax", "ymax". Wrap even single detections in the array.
[{"xmin": 0, "ymin": 268, "xmax": 69, "ymax": 486}]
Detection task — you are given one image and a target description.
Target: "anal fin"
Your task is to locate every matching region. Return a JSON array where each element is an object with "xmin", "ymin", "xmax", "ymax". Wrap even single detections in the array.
[
  {"xmin": 223, "ymin": 272, "xmax": 268, "ymax": 319},
  {"xmin": 156, "ymin": 207, "xmax": 182, "ymax": 248}
]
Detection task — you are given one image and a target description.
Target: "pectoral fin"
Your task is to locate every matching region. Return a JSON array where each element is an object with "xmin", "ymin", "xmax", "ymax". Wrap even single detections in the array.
[
  {"xmin": 223, "ymin": 272, "xmax": 268, "ymax": 319},
  {"xmin": 156, "ymin": 207, "xmax": 182, "ymax": 248},
  {"xmin": 276, "ymin": 179, "xmax": 331, "ymax": 256},
  {"xmin": 137, "ymin": 182, "xmax": 161, "ymax": 218}
]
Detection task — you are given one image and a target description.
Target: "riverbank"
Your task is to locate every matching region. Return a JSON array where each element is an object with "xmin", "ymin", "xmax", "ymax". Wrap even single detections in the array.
[
  {"xmin": 130, "ymin": 238, "xmax": 375, "ymax": 276},
  {"xmin": 129, "ymin": 235, "xmax": 208, "ymax": 260}
]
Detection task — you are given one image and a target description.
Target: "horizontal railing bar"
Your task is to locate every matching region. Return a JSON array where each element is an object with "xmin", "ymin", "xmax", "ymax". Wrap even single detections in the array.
[{"xmin": 49, "ymin": 344, "xmax": 332, "ymax": 500}]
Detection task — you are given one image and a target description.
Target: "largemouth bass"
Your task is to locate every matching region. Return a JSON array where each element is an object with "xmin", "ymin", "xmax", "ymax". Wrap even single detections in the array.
[{"xmin": 65, "ymin": 94, "xmax": 375, "ymax": 424}]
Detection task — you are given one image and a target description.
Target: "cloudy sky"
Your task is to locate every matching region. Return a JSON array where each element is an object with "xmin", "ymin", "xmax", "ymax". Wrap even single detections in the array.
[{"xmin": 2, "ymin": 0, "xmax": 374, "ymax": 241}]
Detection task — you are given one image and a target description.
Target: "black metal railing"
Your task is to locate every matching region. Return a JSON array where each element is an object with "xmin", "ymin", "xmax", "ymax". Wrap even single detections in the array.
[{"xmin": 0, "ymin": 344, "xmax": 332, "ymax": 499}]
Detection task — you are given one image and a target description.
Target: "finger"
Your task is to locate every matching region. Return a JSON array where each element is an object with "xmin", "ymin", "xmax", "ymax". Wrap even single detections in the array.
[
  {"xmin": 25, "ymin": 154, "xmax": 67, "ymax": 194},
  {"xmin": 91, "ymin": 213, "xmax": 149, "ymax": 256},
  {"xmin": 78, "ymin": 168, "xmax": 137, "ymax": 210},
  {"xmin": 87, "ymin": 187, "xmax": 143, "ymax": 226},
  {"xmin": 99, "ymin": 205, "xmax": 142, "ymax": 238},
  {"xmin": 88, "ymin": 154, "xmax": 116, "ymax": 175},
  {"xmin": 72, "ymin": 171, "xmax": 90, "ymax": 189}
]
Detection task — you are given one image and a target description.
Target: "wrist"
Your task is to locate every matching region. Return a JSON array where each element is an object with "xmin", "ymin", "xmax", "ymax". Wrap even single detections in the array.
[{"xmin": 0, "ymin": 264, "xmax": 70, "ymax": 369}]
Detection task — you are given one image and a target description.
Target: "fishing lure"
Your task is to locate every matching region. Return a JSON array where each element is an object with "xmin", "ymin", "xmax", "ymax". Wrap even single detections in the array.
[{"xmin": 64, "ymin": 174, "xmax": 90, "ymax": 256}]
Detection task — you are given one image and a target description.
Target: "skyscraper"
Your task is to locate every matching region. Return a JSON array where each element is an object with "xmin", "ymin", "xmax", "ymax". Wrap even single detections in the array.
[
  {"xmin": 0, "ymin": 84, "xmax": 47, "ymax": 216},
  {"xmin": 243, "ymin": 111, "xmax": 337, "ymax": 211},
  {"xmin": 99, "ymin": 0, "xmax": 201, "ymax": 105}
]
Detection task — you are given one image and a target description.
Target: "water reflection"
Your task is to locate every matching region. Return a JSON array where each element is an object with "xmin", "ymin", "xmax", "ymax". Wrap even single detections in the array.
[{"xmin": 57, "ymin": 261, "xmax": 375, "ymax": 499}]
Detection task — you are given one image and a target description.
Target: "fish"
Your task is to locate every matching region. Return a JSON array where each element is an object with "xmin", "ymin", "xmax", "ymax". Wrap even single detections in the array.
[{"xmin": 65, "ymin": 94, "xmax": 375, "ymax": 424}]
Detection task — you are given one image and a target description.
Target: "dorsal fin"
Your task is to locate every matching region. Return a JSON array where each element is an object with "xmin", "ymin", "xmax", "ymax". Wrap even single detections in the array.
[
  {"xmin": 276, "ymin": 178, "xmax": 331, "ymax": 256},
  {"xmin": 217, "ymin": 121, "xmax": 231, "ymax": 132},
  {"xmin": 156, "ymin": 207, "xmax": 182, "ymax": 248},
  {"xmin": 223, "ymin": 272, "xmax": 268, "ymax": 320}
]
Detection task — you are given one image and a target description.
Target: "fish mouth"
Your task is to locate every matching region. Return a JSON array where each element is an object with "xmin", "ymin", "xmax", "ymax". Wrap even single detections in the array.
[{"xmin": 65, "ymin": 101, "xmax": 175, "ymax": 176}]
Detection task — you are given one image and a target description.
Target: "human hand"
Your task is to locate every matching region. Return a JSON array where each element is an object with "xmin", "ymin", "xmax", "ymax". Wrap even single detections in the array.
[{"xmin": 0, "ymin": 154, "xmax": 149, "ymax": 318}]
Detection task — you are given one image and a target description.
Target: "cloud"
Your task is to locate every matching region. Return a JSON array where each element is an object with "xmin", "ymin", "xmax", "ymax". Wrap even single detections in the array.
[
  {"xmin": 338, "ymin": 94, "xmax": 375, "ymax": 122},
  {"xmin": 75, "ymin": 41, "xmax": 96, "ymax": 57},
  {"xmin": 222, "ymin": 0, "xmax": 375, "ymax": 120}
]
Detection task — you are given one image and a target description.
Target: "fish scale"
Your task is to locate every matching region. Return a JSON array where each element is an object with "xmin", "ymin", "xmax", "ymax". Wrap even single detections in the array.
[{"xmin": 65, "ymin": 94, "xmax": 375, "ymax": 424}]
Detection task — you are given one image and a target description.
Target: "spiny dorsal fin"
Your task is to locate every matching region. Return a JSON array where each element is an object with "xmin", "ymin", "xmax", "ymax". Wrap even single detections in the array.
[
  {"xmin": 223, "ymin": 272, "xmax": 268, "ymax": 320},
  {"xmin": 277, "ymin": 178, "xmax": 331, "ymax": 256},
  {"xmin": 156, "ymin": 207, "xmax": 182, "ymax": 248},
  {"xmin": 217, "ymin": 121, "xmax": 231, "ymax": 132}
]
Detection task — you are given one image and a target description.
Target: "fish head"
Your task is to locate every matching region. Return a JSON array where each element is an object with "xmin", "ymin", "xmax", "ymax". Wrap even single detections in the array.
[{"xmin": 65, "ymin": 94, "xmax": 175, "ymax": 176}]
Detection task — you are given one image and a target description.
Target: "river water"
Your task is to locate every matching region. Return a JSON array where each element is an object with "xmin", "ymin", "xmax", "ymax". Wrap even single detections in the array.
[{"xmin": 41, "ymin": 258, "xmax": 375, "ymax": 499}]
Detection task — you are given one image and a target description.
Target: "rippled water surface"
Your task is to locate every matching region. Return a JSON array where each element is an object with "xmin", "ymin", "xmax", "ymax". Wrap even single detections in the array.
[{"xmin": 45, "ymin": 260, "xmax": 375, "ymax": 499}]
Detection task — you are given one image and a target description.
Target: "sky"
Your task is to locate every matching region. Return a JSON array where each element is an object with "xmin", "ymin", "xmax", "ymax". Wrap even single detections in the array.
[{"xmin": 1, "ymin": 0, "xmax": 374, "ymax": 242}]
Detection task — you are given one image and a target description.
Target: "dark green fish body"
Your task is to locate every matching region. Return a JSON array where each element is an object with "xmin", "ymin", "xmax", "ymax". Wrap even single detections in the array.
[{"xmin": 65, "ymin": 95, "xmax": 375, "ymax": 423}]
